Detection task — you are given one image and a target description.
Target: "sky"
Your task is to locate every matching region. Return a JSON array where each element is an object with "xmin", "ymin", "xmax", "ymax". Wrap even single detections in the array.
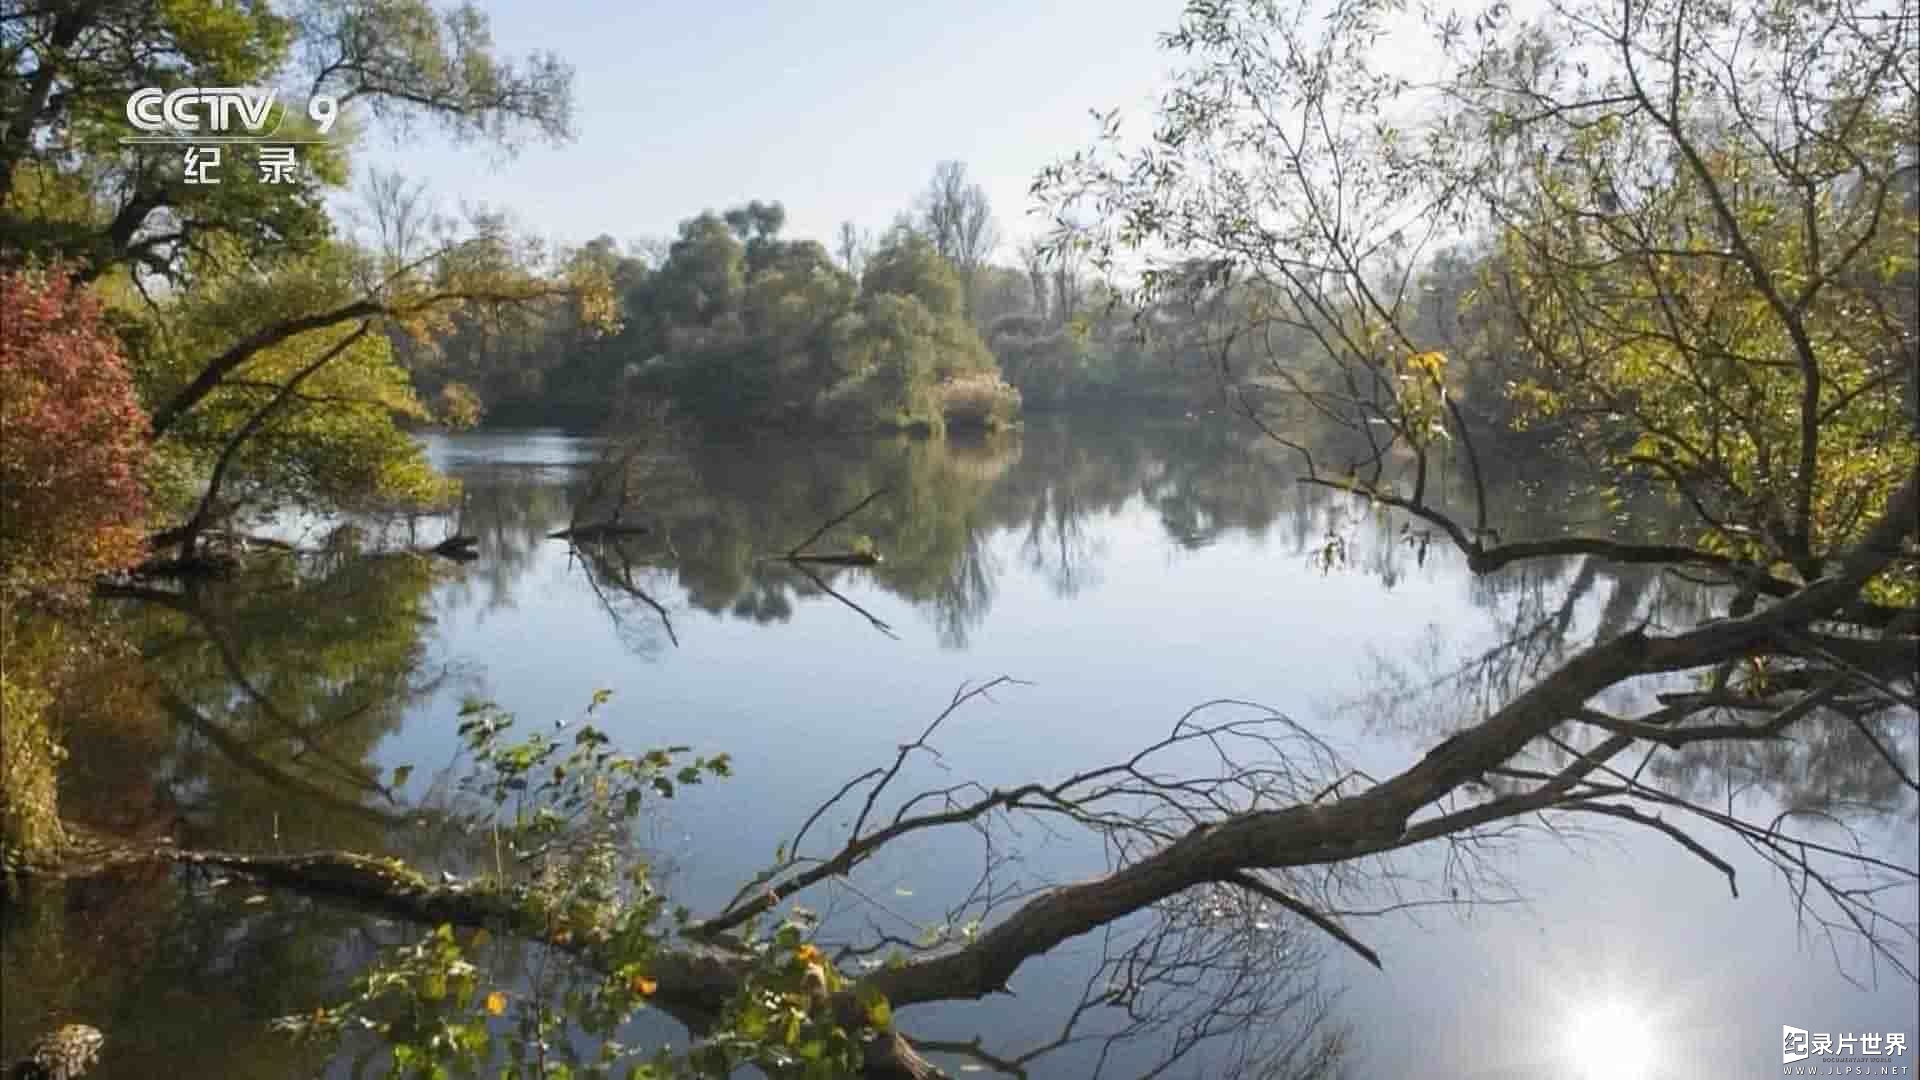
[{"xmin": 357, "ymin": 0, "xmax": 1187, "ymax": 260}]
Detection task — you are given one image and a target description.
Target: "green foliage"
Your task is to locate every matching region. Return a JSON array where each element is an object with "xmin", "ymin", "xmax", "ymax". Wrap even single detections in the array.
[
  {"xmin": 1034, "ymin": 0, "xmax": 1919, "ymax": 593},
  {"xmin": 1487, "ymin": 113, "xmax": 1919, "ymax": 582},
  {"xmin": 525, "ymin": 205, "xmax": 1016, "ymax": 434},
  {"xmin": 135, "ymin": 247, "xmax": 455, "ymax": 524},
  {"xmin": 0, "ymin": 1, "xmax": 323, "ymax": 274},
  {"xmin": 119, "ymin": 553, "xmax": 443, "ymax": 852},
  {"xmin": 3, "ymin": 0, "xmax": 594, "ymax": 554},
  {"xmin": 0, "ymin": 651, "xmax": 64, "ymax": 869},
  {"xmin": 0, "ymin": 0, "xmax": 570, "ymax": 280},
  {"xmin": 278, "ymin": 696, "xmax": 886, "ymax": 1078},
  {"xmin": 988, "ymin": 314, "xmax": 1209, "ymax": 413},
  {"xmin": 688, "ymin": 919, "xmax": 866, "ymax": 1079},
  {"xmin": 861, "ymin": 229, "xmax": 963, "ymax": 322},
  {"xmin": 437, "ymin": 382, "xmax": 486, "ymax": 430},
  {"xmin": 0, "ymin": 600, "xmax": 137, "ymax": 872}
]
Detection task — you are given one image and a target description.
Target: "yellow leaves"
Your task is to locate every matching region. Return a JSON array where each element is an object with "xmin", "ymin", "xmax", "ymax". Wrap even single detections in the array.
[
  {"xmin": 1406, "ymin": 350, "xmax": 1448, "ymax": 379},
  {"xmin": 568, "ymin": 269, "xmax": 622, "ymax": 336},
  {"xmin": 1491, "ymin": 118, "xmax": 1918, "ymax": 580},
  {"xmin": 855, "ymin": 985, "xmax": 893, "ymax": 1031},
  {"xmin": 793, "ymin": 942, "xmax": 839, "ymax": 998},
  {"xmin": 612, "ymin": 961, "xmax": 658, "ymax": 999},
  {"xmin": 483, "ymin": 990, "xmax": 507, "ymax": 1016}
]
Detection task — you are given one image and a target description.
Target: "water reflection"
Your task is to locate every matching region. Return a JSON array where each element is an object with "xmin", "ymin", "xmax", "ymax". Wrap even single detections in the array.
[
  {"xmin": 102, "ymin": 549, "xmax": 444, "ymax": 853},
  {"xmin": 4, "ymin": 416, "xmax": 1911, "ymax": 1077},
  {"xmin": 424, "ymin": 416, "xmax": 1299, "ymax": 651}
]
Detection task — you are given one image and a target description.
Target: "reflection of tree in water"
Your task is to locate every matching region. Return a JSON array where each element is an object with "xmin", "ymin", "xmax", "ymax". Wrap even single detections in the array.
[
  {"xmin": 0, "ymin": 868, "xmax": 371, "ymax": 1077},
  {"xmin": 12, "ymin": 423, "xmax": 1366, "ymax": 1076},
  {"xmin": 1342, "ymin": 541, "xmax": 1915, "ymax": 959},
  {"xmin": 435, "ymin": 417, "xmax": 1713, "ymax": 660},
  {"xmin": 540, "ymin": 432, "xmax": 995, "ymax": 647},
  {"xmin": 972, "ymin": 416, "xmax": 1292, "ymax": 598},
  {"xmin": 914, "ymin": 885, "xmax": 1349, "ymax": 1078},
  {"xmin": 927, "ymin": 528, "xmax": 997, "ymax": 647},
  {"xmin": 427, "ymin": 417, "xmax": 1302, "ymax": 649},
  {"xmin": 1354, "ymin": 555, "xmax": 1670, "ymax": 739},
  {"xmin": 4, "ymin": 550, "xmax": 470, "ymax": 1072},
  {"xmin": 444, "ymin": 464, "xmax": 576, "ymax": 614},
  {"xmin": 106, "ymin": 550, "xmax": 448, "ymax": 853},
  {"xmin": 565, "ymin": 536, "xmax": 683, "ymax": 654},
  {"xmin": 1640, "ymin": 677, "xmax": 1918, "ymax": 827}
]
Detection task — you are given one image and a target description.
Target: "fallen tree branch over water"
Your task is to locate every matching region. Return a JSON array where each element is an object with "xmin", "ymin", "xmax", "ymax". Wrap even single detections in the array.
[{"xmin": 34, "ymin": 832, "xmax": 942, "ymax": 1077}]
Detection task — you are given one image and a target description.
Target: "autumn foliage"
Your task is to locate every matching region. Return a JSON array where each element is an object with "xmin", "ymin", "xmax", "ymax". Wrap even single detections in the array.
[{"xmin": 0, "ymin": 267, "xmax": 150, "ymax": 595}]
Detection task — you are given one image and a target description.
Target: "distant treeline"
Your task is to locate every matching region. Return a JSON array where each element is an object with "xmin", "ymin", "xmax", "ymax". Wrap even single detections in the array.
[
  {"xmin": 397, "ymin": 163, "xmax": 1249, "ymax": 433},
  {"xmin": 394, "ymin": 162, "xmax": 1613, "ymax": 460}
]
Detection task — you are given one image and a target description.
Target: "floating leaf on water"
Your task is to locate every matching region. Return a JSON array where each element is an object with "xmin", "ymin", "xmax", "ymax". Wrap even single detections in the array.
[{"xmin": 484, "ymin": 990, "xmax": 508, "ymax": 1016}]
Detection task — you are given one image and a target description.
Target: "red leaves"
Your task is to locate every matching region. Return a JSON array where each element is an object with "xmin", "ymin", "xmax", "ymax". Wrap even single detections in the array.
[{"xmin": 1, "ymin": 267, "xmax": 150, "ymax": 593}]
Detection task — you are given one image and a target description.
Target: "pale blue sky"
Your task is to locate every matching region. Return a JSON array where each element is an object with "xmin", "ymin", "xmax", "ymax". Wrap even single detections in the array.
[{"xmin": 360, "ymin": 1, "xmax": 1185, "ymax": 259}]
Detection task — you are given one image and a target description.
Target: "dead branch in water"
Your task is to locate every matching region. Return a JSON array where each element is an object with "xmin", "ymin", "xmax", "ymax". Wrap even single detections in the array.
[{"xmin": 785, "ymin": 487, "xmax": 891, "ymax": 558}]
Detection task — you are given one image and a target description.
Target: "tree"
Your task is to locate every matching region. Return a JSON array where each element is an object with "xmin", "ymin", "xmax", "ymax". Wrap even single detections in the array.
[
  {"xmin": 355, "ymin": 167, "xmax": 441, "ymax": 274},
  {"xmin": 917, "ymin": 161, "xmax": 997, "ymax": 318},
  {"xmin": 1043, "ymin": 0, "xmax": 1916, "ymax": 580},
  {"xmin": 723, "ymin": 199, "xmax": 788, "ymax": 273},
  {"xmin": 862, "ymin": 228, "xmax": 964, "ymax": 322},
  {"xmin": 0, "ymin": 266, "xmax": 152, "ymax": 866},
  {"xmin": 1013, "ymin": 0, "xmax": 1917, "ymax": 979},
  {"xmin": 1, "ymin": 0, "xmax": 572, "ymax": 281},
  {"xmin": 835, "ymin": 220, "xmax": 869, "ymax": 279},
  {"xmin": 651, "ymin": 212, "xmax": 748, "ymax": 330},
  {"xmin": 136, "ymin": 224, "xmax": 599, "ymax": 561},
  {"xmin": 969, "ymin": 262, "xmax": 1032, "ymax": 329},
  {"xmin": 596, "ymin": 209, "xmax": 1014, "ymax": 434},
  {"xmin": 1016, "ymin": 241, "xmax": 1050, "ymax": 320},
  {"xmin": 0, "ymin": 267, "xmax": 148, "ymax": 596},
  {"xmin": 3, "ymin": 1, "xmax": 600, "ymax": 567}
]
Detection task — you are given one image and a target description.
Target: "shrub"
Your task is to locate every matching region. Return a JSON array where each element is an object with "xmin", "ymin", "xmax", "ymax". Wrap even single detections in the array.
[
  {"xmin": 0, "ymin": 267, "xmax": 150, "ymax": 596},
  {"xmin": 939, "ymin": 373, "xmax": 1022, "ymax": 431}
]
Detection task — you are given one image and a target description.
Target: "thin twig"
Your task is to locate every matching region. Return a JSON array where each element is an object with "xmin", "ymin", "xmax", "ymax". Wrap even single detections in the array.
[{"xmin": 786, "ymin": 487, "xmax": 891, "ymax": 557}]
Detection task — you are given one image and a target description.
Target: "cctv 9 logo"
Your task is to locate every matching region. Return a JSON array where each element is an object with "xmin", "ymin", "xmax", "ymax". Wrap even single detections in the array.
[{"xmin": 126, "ymin": 87, "xmax": 339, "ymax": 137}]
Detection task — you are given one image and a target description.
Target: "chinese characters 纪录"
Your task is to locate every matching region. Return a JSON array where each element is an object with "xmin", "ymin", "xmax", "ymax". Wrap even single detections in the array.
[{"xmin": 181, "ymin": 146, "xmax": 301, "ymax": 186}]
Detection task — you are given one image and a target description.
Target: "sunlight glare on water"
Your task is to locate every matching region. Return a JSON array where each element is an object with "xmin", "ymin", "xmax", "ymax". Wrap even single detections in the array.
[{"xmin": 1564, "ymin": 997, "xmax": 1657, "ymax": 1078}]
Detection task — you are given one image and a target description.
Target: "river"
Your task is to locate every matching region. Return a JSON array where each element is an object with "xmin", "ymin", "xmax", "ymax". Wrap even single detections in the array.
[{"xmin": 4, "ymin": 415, "xmax": 1913, "ymax": 1078}]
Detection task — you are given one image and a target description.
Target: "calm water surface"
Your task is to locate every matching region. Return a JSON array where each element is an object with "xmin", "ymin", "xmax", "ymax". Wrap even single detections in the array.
[{"xmin": 5, "ymin": 416, "xmax": 1914, "ymax": 1078}]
